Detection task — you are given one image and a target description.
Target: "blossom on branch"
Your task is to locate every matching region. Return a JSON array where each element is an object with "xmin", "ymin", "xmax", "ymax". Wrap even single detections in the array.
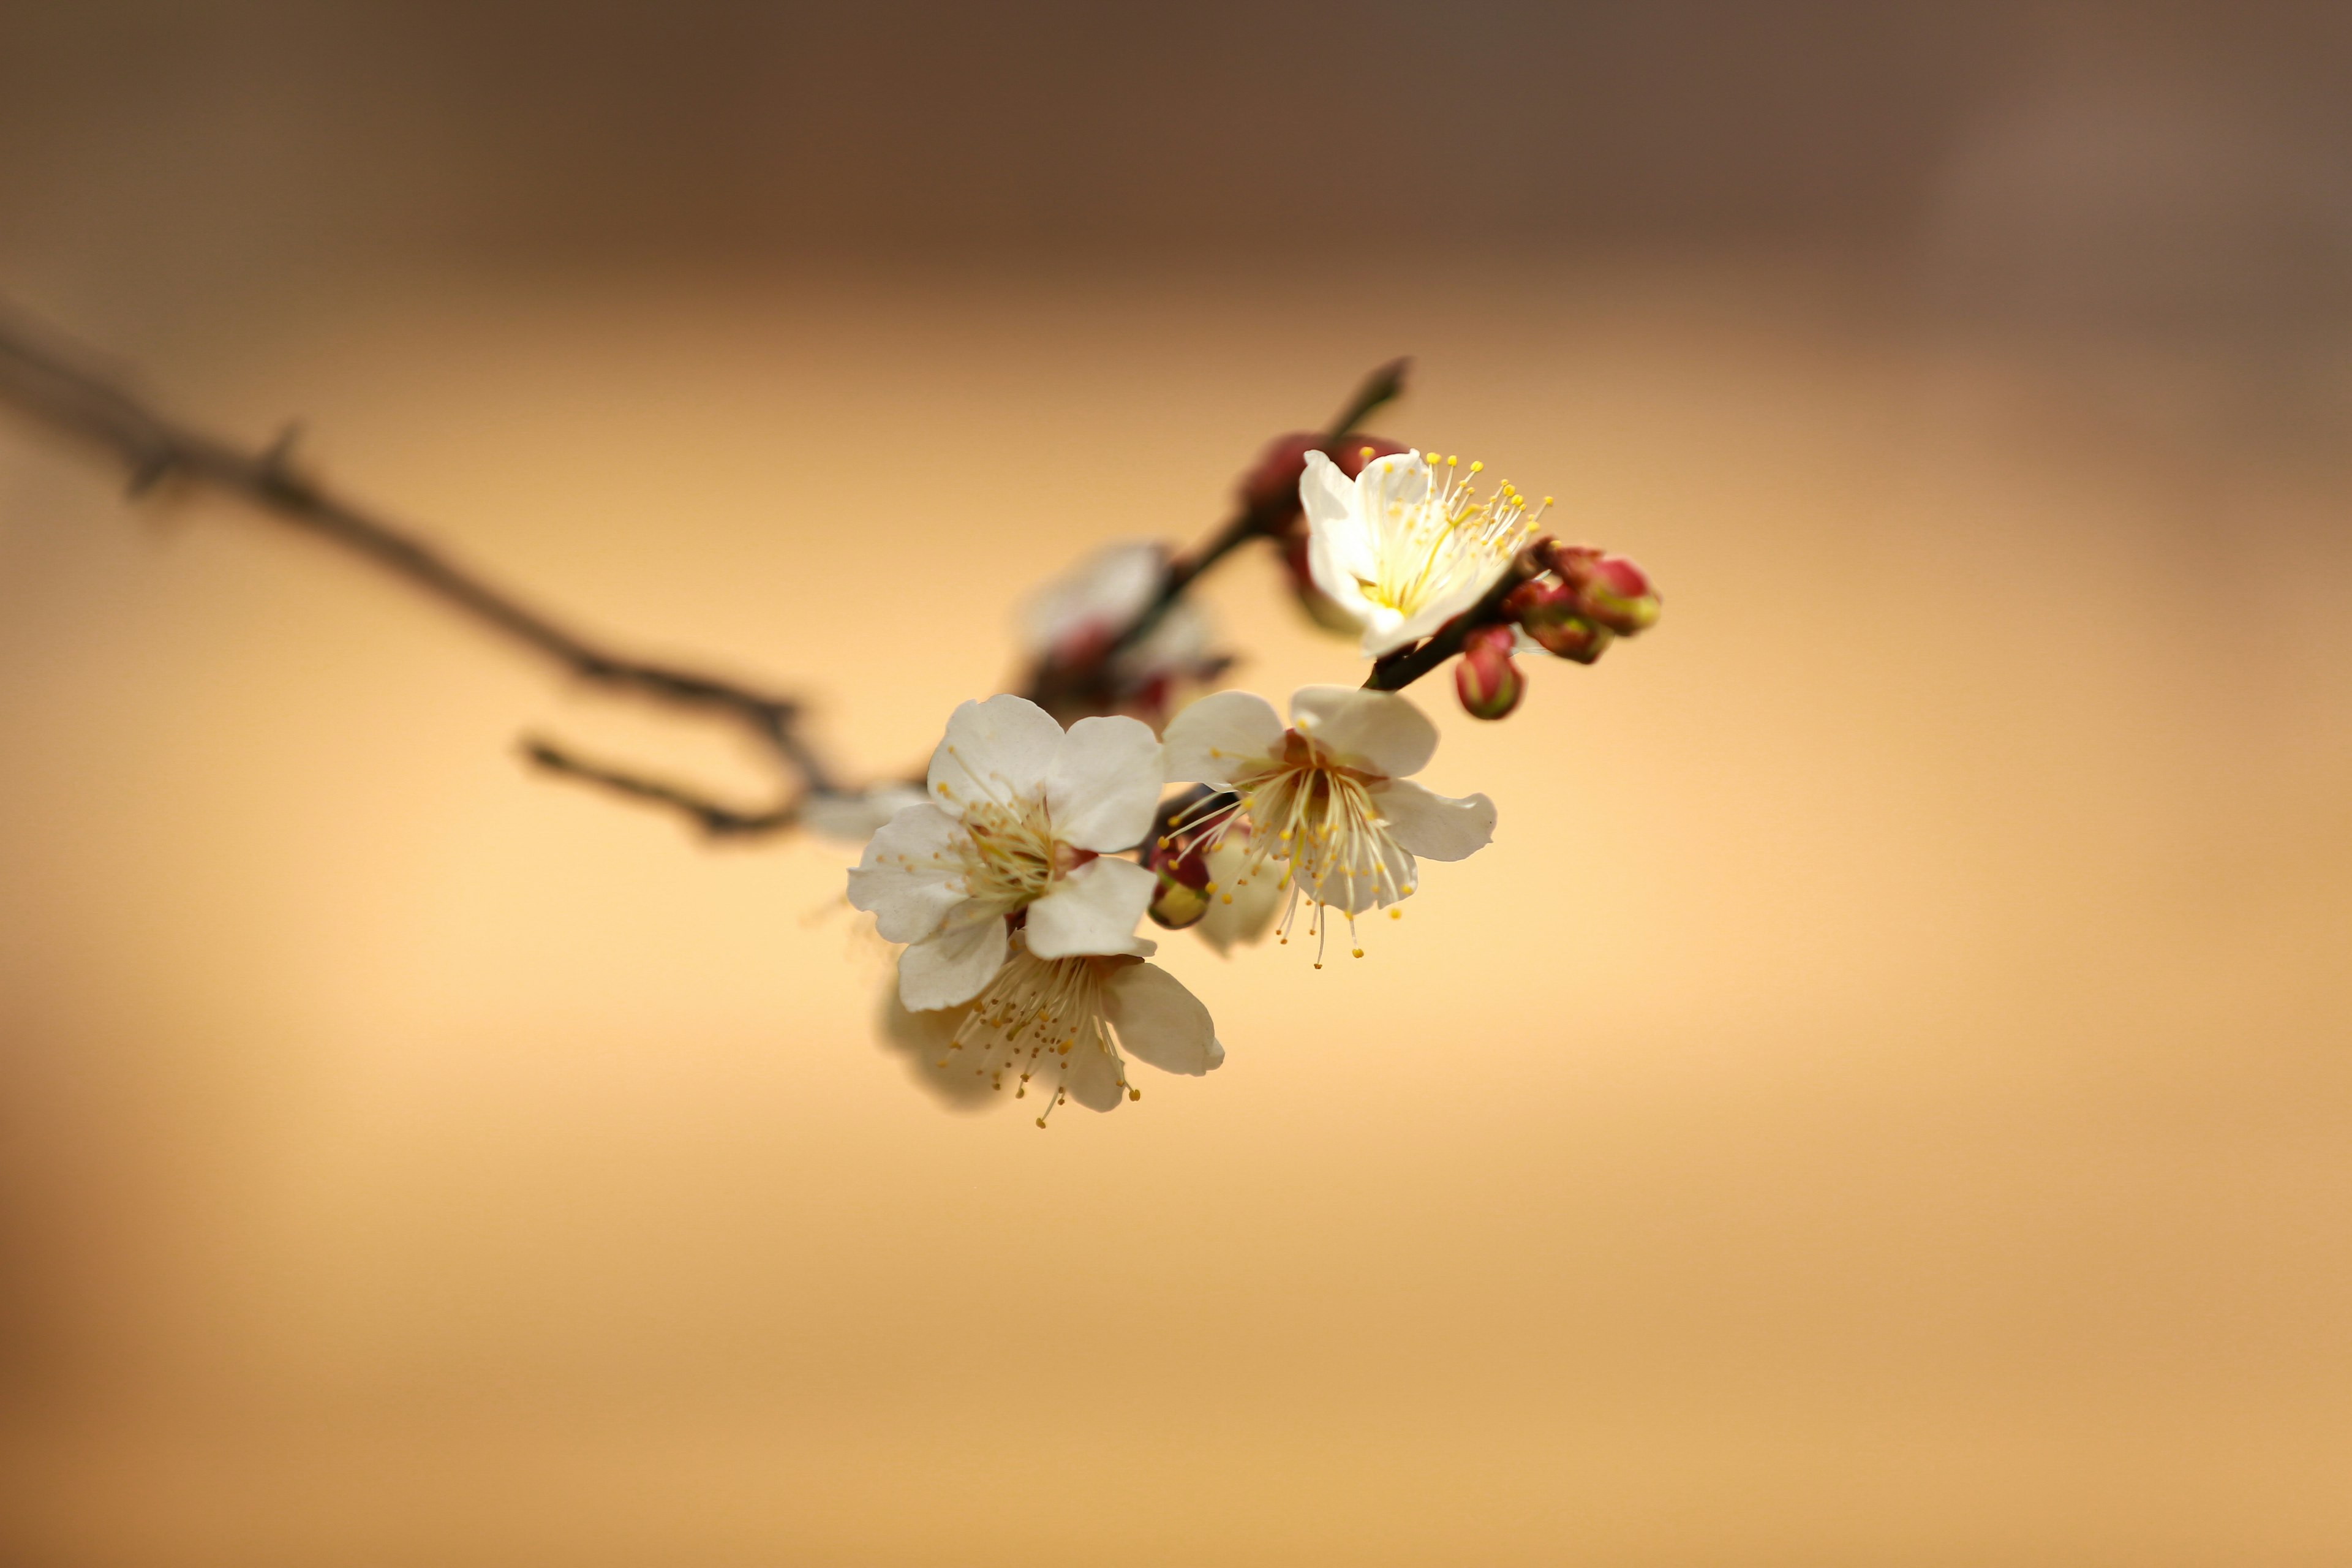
[
  {"xmin": 1302, "ymin": 448, "xmax": 1547, "ymax": 658},
  {"xmin": 1161, "ymin": 685, "xmax": 1495, "ymax": 963},
  {"xmin": 1020, "ymin": 541, "xmax": 1227, "ymax": 728},
  {"xmin": 889, "ymin": 933, "xmax": 1224, "ymax": 1126},
  {"xmin": 847, "ymin": 695, "xmax": 1162, "ymax": 1009}
]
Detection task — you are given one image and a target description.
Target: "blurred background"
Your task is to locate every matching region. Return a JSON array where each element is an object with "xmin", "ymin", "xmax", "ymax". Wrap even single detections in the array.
[{"xmin": 3, "ymin": 2, "xmax": 2350, "ymax": 1563}]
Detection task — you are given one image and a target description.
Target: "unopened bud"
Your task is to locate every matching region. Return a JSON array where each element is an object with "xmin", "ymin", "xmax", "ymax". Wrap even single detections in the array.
[
  {"xmin": 1505, "ymin": 579, "xmax": 1614, "ymax": 664},
  {"xmin": 1145, "ymin": 787, "xmax": 1223, "ymax": 929},
  {"xmin": 1551, "ymin": 548, "xmax": 1660, "ymax": 635},
  {"xmin": 1454, "ymin": 624, "xmax": 1523, "ymax": 720}
]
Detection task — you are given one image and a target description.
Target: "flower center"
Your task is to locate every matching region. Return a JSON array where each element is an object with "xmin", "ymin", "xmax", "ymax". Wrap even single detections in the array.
[
  {"xmin": 1172, "ymin": 731, "xmax": 1419, "ymax": 967},
  {"xmin": 1357, "ymin": 454, "xmax": 1547, "ymax": 621},
  {"xmin": 953, "ymin": 794, "xmax": 1082, "ymax": 907}
]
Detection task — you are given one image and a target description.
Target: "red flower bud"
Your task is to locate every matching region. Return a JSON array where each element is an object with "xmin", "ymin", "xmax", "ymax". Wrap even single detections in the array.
[
  {"xmin": 1505, "ymin": 578, "xmax": 1614, "ymax": 664},
  {"xmin": 1145, "ymin": 787, "xmax": 1225, "ymax": 929},
  {"xmin": 1550, "ymin": 548, "xmax": 1660, "ymax": 635},
  {"xmin": 1454, "ymin": 624, "xmax": 1523, "ymax": 720}
]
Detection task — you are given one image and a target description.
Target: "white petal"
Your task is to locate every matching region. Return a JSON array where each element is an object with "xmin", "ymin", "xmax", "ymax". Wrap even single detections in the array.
[
  {"xmin": 1024, "ymin": 856, "xmax": 1155, "ymax": 958},
  {"xmin": 897, "ymin": 905, "xmax": 1010, "ymax": 1010},
  {"xmin": 1302, "ymin": 450, "xmax": 1379, "ymax": 611},
  {"xmin": 1161, "ymin": 690, "xmax": 1285, "ymax": 783},
  {"xmin": 1355, "ymin": 450, "xmax": 1432, "ymax": 524},
  {"xmin": 1105, "ymin": 960, "xmax": 1224, "ymax": 1076},
  {"xmin": 1377, "ymin": 566, "xmax": 1513, "ymax": 655},
  {"xmin": 926, "ymin": 695, "xmax": 1065, "ymax": 815},
  {"xmin": 1300, "ymin": 828, "xmax": 1416, "ymax": 916},
  {"xmin": 1060, "ymin": 1038, "xmax": 1128, "ymax": 1112},
  {"xmin": 1372, "ymin": 778, "xmax": 1496, "ymax": 862},
  {"xmin": 1288, "ymin": 685, "xmax": 1439, "ymax": 778},
  {"xmin": 845, "ymin": 803, "xmax": 969, "ymax": 943},
  {"xmin": 1045, "ymin": 715, "xmax": 1163, "ymax": 851},
  {"xmin": 1300, "ymin": 447, "xmax": 1354, "ymax": 524}
]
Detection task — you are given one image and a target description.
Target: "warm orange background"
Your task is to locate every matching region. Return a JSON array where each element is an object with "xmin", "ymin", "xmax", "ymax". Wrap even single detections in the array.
[{"xmin": 4, "ymin": 6, "xmax": 2350, "ymax": 1565}]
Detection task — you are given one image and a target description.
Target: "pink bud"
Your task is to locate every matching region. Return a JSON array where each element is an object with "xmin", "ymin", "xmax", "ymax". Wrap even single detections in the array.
[
  {"xmin": 1454, "ymin": 624, "xmax": 1523, "ymax": 720},
  {"xmin": 1505, "ymin": 579, "xmax": 1613, "ymax": 665},
  {"xmin": 1145, "ymin": 790, "xmax": 1220, "ymax": 930},
  {"xmin": 1554, "ymin": 549, "xmax": 1660, "ymax": 635}
]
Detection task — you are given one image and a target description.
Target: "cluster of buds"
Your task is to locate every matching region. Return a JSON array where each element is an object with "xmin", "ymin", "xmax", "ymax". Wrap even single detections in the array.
[{"xmin": 1463, "ymin": 543, "xmax": 1661, "ymax": 717}]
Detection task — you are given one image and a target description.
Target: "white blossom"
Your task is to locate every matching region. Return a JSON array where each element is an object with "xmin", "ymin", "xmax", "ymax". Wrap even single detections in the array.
[
  {"xmin": 1302, "ymin": 448, "xmax": 1548, "ymax": 658},
  {"xmin": 848, "ymin": 695, "xmax": 1162, "ymax": 1010},
  {"xmin": 1161, "ymin": 685, "xmax": 1495, "ymax": 962},
  {"xmin": 890, "ymin": 933, "xmax": 1224, "ymax": 1125},
  {"xmin": 1020, "ymin": 541, "xmax": 1223, "ymax": 715}
]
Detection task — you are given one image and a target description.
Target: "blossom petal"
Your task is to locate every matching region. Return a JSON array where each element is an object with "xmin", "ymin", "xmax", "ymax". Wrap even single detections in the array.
[
  {"xmin": 926, "ymin": 694, "xmax": 1065, "ymax": 815},
  {"xmin": 897, "ymin": 904, "xmax": 1009, "ymax": 1010},
  {"xmin": 846, "ymin": 803, "xmax": 969, "ymax": 943},
  {"xmin": 1372, "ymin": 778, "xmax": 1496, "ymax": 862},
  {"xmin": 1378, "ymin": 568, "xmax": 1514, "ymax": 655},
  {"xmin": 1355, "ymin": 450, "xmax": 1432, "ymax": 527},
  {"xmin": 1060, "ymin": 1039, "xmax": 1128, "ymax": 1112},
  {"xmin": 1044, "ymin": 715, "xmax": 1164, "ymax": 851},
  {"xmin": 1303, "ymin": 450, "xmax": 1378, "ymax": 622},
  {"xmin": 1300, "ymin": 829, "xmax": 1416, "ymax": 916},
  {"xmin": 1162, "ymin": 690, "xmax": 1285, "ymax": 784},
  {"xmin": 1024, "ymin": 856, "xmax": 1155, "ymax": 958},
  {"xmin": 1106, "ymin": 960, "xmax": 1224, "ymax": 1076},
  {"xmin": 1288, "ymin": 686, "xmax": 1439, "ymax": 778}
]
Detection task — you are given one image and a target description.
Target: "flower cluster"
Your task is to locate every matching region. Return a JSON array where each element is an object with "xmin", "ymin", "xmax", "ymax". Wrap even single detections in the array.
[{"xmin": 846, "ymin": 398, "xmax": 1660, "ymax": 1127}]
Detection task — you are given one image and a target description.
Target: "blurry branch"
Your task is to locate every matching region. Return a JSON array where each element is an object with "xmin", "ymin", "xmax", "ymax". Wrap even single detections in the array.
[
  {"xmin": 0, "ymin": 298, "xmax": 828, "ymax": 837},
  {"xmin": 523, "ymin": 739, "xmax": 799, "ymax": 837},
  {"xmin": 0, "ymin": 296, "xmax": 1416, "ymax": 840}
]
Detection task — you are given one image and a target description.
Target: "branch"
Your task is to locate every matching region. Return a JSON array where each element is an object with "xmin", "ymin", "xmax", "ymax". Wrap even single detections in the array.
[
  {"xmin": 0, "ymin": 297, "xmax": 841, "ymax": 814},
  {"xmin": 522, "ymin": 739, "xmax": 799, "ymax": 839}
]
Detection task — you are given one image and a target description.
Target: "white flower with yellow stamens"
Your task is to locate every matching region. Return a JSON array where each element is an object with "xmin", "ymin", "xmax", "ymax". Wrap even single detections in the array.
[
  {"xmin": 1160, "ymin": 685, "xmax": 1496, "ymax": 963},
  {"xmin": 848, "ymin": 694, "xmax": 1162, "ymax": 1010},
  {"xmin": 889, "ymin": 932, "xmax": 1223, "ymax": 1126},
  {"xmin": 1302, "ymin": 447, "xmax": 1548, "ymax": 657}
]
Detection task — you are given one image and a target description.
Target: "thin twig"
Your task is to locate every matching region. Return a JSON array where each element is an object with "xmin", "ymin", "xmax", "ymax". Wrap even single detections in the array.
[
  {"xmin": 0, "ymin": 298, "xmax": 838, "ymax": 816},
  {"xmin": 523, "ymin": 739, "xmax": 799, "ymax": 838}
]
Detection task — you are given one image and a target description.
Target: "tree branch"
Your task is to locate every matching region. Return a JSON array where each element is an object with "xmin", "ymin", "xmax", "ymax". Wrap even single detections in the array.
[
  {"xmin": 0, "ymin": 297, "xmax": 839, "ymax": 816},
  {"xmin": 522, "ymin": 739, "xmax": 799, "ymax": 839}
]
